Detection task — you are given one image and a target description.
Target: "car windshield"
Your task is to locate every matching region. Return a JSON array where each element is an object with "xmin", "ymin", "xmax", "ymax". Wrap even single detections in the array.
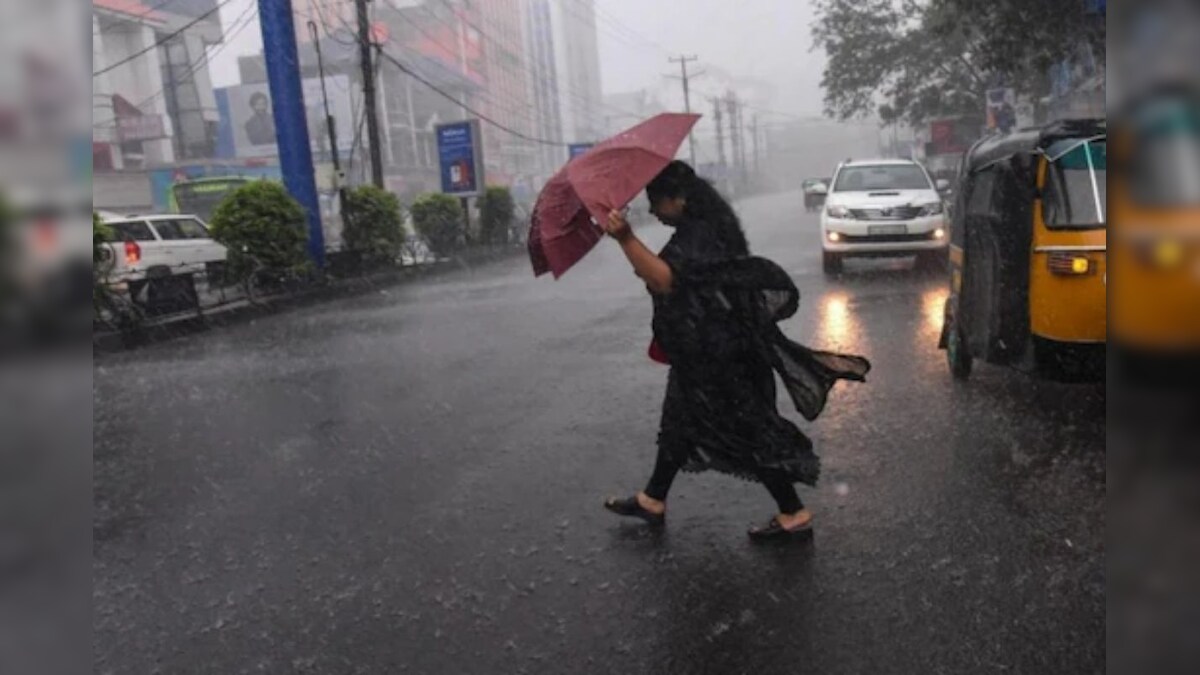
[{"xmin": 834, "ymin": 165, "xmax": 932, "ymax": 191}]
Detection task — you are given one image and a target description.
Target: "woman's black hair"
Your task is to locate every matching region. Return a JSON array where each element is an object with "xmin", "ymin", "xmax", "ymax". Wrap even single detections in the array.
[
  {"xmin": 646, "ymin": 160, "xmax": 749, "ymax": 255},
  {"xmin": 250, "ymin": 92, "xmax": 269, "ymax": 108}
]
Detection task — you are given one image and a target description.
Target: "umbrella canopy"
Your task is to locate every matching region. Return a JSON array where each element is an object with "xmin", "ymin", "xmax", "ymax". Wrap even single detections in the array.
[{"xmin": 528, "ymin": 112, "xmax": 701, "ymax": 278}]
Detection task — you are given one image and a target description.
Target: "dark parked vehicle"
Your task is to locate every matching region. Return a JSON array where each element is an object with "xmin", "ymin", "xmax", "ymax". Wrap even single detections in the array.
[{"xmin": 802, "ymin": 178, "xmax": 830, "ymax": 212}]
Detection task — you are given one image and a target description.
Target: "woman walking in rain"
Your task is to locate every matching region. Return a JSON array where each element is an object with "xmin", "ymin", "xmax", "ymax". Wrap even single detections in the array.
[{"xmin": 599, "ymin": 161, "xmax": 870, "ymax": 540}]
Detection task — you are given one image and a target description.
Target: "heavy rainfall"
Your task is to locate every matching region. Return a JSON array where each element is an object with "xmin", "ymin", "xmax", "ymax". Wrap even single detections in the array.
[{"xmin": 0, "ymin": 0, "xmax": 1196, "ymax": 673}]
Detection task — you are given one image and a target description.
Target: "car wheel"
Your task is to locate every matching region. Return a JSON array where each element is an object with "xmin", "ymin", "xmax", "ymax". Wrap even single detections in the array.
[
  {"xmin": 946, "ymin": 313, "xmax": 973, "ymax": 380},
  {"xmin": 822, "ymin": 251, "xmax": 843, "ymax": 275}
]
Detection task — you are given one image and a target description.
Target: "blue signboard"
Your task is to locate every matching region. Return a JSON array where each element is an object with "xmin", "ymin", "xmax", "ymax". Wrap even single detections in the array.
[
  {"xmin": 568, "ymin": 143, "xmax": 594, "ymax": 160},
  {"xmin": 436, "ymin": 120, "xmax": 484, "ymax": 196}
]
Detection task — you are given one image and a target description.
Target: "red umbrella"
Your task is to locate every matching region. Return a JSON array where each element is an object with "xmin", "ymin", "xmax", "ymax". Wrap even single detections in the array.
[{"xmin": 528, "ymin": 112, "xmax": 701, "ymax": 278}]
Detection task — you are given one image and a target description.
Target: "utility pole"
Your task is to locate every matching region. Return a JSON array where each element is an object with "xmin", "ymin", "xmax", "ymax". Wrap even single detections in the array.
[
  {"xmin": 356, "ymin": 0, "xmax": 384, "ymax": 188},
  {"xmin": 712, "ymin": 98, "xmax": 726, "ymax": 171},
  {"xmin": 309, "ymin": 21, "xmax": 346, "ymax": 212},
  {"xmin": 712, "ymin": 97, "xmax": 728, "ymax": 194},
  {"xmin": 726, "ymin": 91, "xmax": 744, "ymax": 188},
  {"xmin": 750, "ymin": 113, "xmax": 760, "ymax": 173},
  {"xmin": 736, "ymin": 102, "xmax": 748, "ymax": 178},
  {"xmin": 667, "ymin": 55, "xmax": 701, "ymax": 165}
]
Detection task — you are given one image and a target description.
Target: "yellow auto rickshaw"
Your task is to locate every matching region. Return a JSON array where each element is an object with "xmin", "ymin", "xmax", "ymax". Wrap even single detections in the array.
[
  {"xmin": 1110, "ymin": 91, "xmax": 1200, "ymax": 372},
  {"xmin": 939, "ymin": 120, "xmax": 1107, "ymax": 379}
]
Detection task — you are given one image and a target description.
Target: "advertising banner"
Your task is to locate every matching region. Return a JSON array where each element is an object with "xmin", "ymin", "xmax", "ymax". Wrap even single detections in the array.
[
  {"xmin": 927, "ymin": 118, "xmax": 975, "ymax": 156},
  {"xmin": 436, "ymin": 119, "xmax": 484, "ymax": 196},
  {"xmin": 217, "ymin": 75, "xmax": 355, "ymax": 161},
  {"xmin": 986, "ymin": 88, "xmax": 1017, "ymax": 133}
]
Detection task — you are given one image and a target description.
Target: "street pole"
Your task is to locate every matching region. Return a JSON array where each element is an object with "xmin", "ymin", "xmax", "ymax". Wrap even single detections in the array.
[
  {"xmin": 726, "ymin": 92, "xmax": 743, "ymax": 189},
  {"xmin": 308, "ymin": 21, "xmax": 346, "ymax": 214},
  {"xmin": 751, "ymin": 113, "xmax": 759, "ymax": 173},
  {"xmin": 736, "ymin": 102, "xmax": 748, "ymax": 180},
  {"xmin": 668, "ymin": 55, "xmax": 701, "ymax": 166},
  {"xmin": 712, "ymin": 98, "xmax": 725, "ymax": 170},
  {"xmin": 356, "ymin": 0, "xmax": 385, "ymax": 188},
  {"xmin": 258, "ymin": 0, "xmax": 324, "ymax": 267},
  {"xmin": 712, "ymin": 97, "xmax": 727, "ymax": 193}
]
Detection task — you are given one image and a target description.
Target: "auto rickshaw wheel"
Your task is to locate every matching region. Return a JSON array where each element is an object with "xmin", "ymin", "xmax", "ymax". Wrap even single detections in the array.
[{"xmin": 946, "ymin": 315, "xmax": 973, "ymax": 380}]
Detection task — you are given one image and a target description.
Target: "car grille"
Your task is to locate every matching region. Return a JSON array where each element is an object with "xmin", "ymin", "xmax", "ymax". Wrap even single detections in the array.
[
  {"xmin": 850, "ymin": 206, "xmax": 922, "ymax": 220},
  {"xmin": 840, "ymin": 232, "xmax": 939, "ymax": 244}
]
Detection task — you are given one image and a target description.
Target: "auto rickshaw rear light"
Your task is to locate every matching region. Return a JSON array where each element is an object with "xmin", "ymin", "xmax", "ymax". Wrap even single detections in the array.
[
  {"xmin": 1047, "ymin": 252, "xmax": 1092, "ymax": 275},
  {"xmin": 124, "ymin": 240, "xmax": 141, "ymax": 266}
]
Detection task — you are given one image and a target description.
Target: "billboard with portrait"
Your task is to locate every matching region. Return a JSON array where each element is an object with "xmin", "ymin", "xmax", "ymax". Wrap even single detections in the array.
[{"xmin": 216, "ymin": 75, "xmax": 356, "ymax": 161}]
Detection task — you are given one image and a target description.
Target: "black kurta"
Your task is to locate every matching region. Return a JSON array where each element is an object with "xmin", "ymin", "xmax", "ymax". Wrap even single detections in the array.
[{"xmin": 651, "ymin": 218, "xmax": 870, "ymax": 486}]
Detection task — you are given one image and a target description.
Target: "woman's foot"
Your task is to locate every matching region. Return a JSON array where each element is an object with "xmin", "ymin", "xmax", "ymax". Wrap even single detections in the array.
[
  {"xmin": 748, "ymin": 509, "xmax": 814, "ymax": 541},
  {"xmin": 604, "ymin": 491, "xmax": 666, "ymax": 526}
]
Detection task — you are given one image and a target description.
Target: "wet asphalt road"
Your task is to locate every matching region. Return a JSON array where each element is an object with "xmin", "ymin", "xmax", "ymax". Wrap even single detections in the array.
[{"xmin": 94, "ymin": 190, "xmax": 1105, "ymax": 674}]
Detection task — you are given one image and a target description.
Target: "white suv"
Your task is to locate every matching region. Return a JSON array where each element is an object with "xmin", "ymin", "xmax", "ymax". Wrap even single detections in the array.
[
  {"xmin": 98, "ymin": 214, "xmax": 227, "ymax": 283},
  {"xmin": 819, "ymin": 159, "xmax": 949, "ymax": 274}
]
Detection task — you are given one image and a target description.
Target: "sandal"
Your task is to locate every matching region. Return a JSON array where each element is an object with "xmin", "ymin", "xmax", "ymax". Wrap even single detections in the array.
[
  {"xmin": 603, "ymin": 495, "xmax": 665, "ymax": 527},
  {"xmin": 748, "ymin": 516, "xmax": 814, "ymax": 542}
]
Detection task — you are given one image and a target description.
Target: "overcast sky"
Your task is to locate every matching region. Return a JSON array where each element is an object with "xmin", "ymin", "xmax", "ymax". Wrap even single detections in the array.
[
  {"xmin": 209, "ymin": 0, "xmax": 826, "ymax": 117},
  {"xmin": 594, "ymin": 0, "xmax": 824, "ymax": 115}
]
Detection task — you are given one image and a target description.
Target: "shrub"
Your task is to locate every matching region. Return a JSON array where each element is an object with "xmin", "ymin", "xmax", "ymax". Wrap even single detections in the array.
[
  {"xmin": 411, "ymin": 193, "xmax": 464, "ymax": 255},
  {"xmin": 342, "ymin": 185, "xmax": 405, "ymax": 262},
  {"xmin": 478, "ymin": 186, "xmax": 515, "ymax": 245},
  {"xmin": 93, "ymin": 212, "xmax": 112, "ymax": 267},
  {"xmin": 208, "ymin": 180, "xmax": 310, "ymax": 278},
  {"xmin": 92, "ymin": 212, "xmax": 113, "ymax": 310}
]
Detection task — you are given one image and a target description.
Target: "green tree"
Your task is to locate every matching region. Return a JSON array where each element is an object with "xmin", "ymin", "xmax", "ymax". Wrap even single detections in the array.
[
  {"xmin": 208, "ymin": 180, "xmax": 310, "ymax": 278},
  {"xmin": 411, "ymin": 193, "xmax": 464, "ymax": 256},
  {"xmin": 813, "ymin": 0, "xmax": 1105, "ymax": 126},
  {"xmin": 93, "ymin": 212, "xmax": 112, "ymax": 268},
  {"xmin": 92, "ymin": 212, "xmax": 114, "ymax": 313},
  {"xmin": 342, "ymin": 185, "xmax": 405, "ymax": 262},
  {"xmin": 477, "ymin": 186, "xmax": 516, "ymax": 245}
]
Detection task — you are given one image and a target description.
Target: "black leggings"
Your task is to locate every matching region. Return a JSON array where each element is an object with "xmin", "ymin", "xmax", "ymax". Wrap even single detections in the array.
[{"xmin": 643, "ymin": 442, "xmax": 804, "ymax": 514}]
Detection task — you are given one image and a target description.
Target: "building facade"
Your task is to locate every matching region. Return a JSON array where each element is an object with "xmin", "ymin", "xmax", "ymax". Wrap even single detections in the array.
[
  {"xmin": 522, "ymin": 0, "xmax": 564, "ymax": 183},
  {"xmin": 546, "ymin": 0, "xmax": 603, "ymax": 148},
  {"xmin": 92, "ymin": 0, "xmax": 223, "ymax": 171},
  {"xmin": 92, "ymin": 0, "xmax": 224, "ymax": 210}
]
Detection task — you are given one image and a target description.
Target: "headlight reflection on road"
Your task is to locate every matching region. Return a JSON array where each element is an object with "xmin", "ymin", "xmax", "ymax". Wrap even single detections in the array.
[
  {"xmin": 922, "ymin": 287, "xmax": 949, "ymax": 339},
  {"xmin": 818, "ymin": 294, "xmax": 858, "ymax": 349}
]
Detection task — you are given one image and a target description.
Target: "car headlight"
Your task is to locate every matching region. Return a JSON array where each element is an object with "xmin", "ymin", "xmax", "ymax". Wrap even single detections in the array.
[
  {"xmin": 826, "ymin": 205, "xmax": 852, "ymax": 219},
  {"xmin": 918, "ymin": 202, "xmax": 944, "ymax": 216}
]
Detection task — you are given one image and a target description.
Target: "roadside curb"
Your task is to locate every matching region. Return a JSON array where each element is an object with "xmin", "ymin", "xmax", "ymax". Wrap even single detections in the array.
[{"xmin": 93, "ymin": 244, "xmax": 528, "ymax": 355}]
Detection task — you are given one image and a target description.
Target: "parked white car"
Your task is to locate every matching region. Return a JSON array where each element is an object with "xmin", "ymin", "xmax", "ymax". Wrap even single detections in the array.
[
  {"xmin": 819, "ymin": 159, "xmax": 950, "ymax": 274},
  {"xmin": 97, "ymin": 214, "xmax": 227, "ymax": 283}
]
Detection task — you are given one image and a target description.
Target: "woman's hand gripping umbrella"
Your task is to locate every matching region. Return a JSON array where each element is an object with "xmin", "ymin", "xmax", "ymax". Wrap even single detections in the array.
[{"xmin": 527, "ymin": 113, "xmax": 702, "ymax": 278}]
